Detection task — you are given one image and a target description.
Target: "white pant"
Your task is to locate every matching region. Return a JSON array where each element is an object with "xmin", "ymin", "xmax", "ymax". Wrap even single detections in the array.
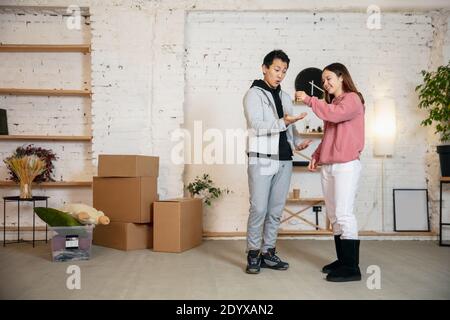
[{"xmin": 321, "ymin": 159, "xmax": 361, "ymax": 240}]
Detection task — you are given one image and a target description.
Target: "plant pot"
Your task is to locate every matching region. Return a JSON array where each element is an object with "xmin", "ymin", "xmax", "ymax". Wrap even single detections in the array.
[{"xmin": 437, "ymin": 145, "xmax": 450, "ymax": 177}]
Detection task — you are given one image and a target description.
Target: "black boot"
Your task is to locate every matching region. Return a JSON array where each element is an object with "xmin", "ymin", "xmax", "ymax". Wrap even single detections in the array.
[
  {"xmin": 246, "ymin": 249, "xmax": 261, "ymax": 274},
  {"xmin": 326, "ymin": 239, "xmax": 361, "ymax": 282},
  {"xmin": 261, "ymin": 247, "xmax": 289, "ymax": 270},
  {"xmin": 322, "ymin": 235, "xmax": 342, "ymax": 274}
]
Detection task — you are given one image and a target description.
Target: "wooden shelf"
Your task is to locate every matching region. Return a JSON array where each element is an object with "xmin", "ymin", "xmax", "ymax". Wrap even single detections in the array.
[
  {"xmin": 0, "ymin": 44, "xmax": 91, "ymax": 53},
  {"xmin": 293, "ymin": 161, "xmax": 309, "ymax": 167},
  {"xmin": 298, "ymin": 132, "xmax": 324, "ymax": 137},
  {"xmin": 0, "ymin": 88, "xmax": 91, "ymax": 97},
  {"xmin": 292, "ymin": 100, "xmax": 306, "ymax": 105},
  {"xmin": 293, "ymin": 98, "xmax": 326, "ymax": 105},
  {"xmin": 0, "ymin": 181, "xmax": 92, "ymax": 187},
  {"xmin": 441, "ymin": 177, "xmax": 450, "ymax": 182},
  {"xmin": 293, "ymin": 166, "xmax": 321, "ymax": 171},
  {"xmin": 4, "ymin": 226, "xmax": 47, "ymax": 232},
  {"xmin": 286, "ymin": 197, "xmax": 324, "ymax": 203},
  {"xmin": 0, "ymin": 135, "xmax": 92, "ymax": 142}
]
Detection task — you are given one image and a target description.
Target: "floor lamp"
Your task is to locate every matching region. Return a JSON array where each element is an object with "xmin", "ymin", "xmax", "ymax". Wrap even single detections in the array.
[{"xmin": 374, "ymin": 98, "xmax": 396, "ymax": 232}]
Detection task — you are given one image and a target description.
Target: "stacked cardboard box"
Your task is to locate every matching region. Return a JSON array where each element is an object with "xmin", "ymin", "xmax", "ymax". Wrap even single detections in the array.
[{"xmin": 93, "ymin": 155, "xmax": 158, "ymax": 251}]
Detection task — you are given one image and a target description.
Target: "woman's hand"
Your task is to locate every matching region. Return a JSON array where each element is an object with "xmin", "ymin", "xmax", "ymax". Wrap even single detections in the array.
[
  {"xmin": 308, "ymin": 158, "xmax": 318, "ymax": 171},
  {"xmin": 295, "ymin": 91, "xmax": 309, "ymax": 104},
  {"xmin": 284, "ymin": 112, "xmax": 307, "ymax": 126},
  {"xmin": 295, "ymin": 139, "xmax": 312, "ymax": 151}
]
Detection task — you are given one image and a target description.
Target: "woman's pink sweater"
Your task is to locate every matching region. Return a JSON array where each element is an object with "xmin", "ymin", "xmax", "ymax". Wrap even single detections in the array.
[{"xmin": 304, "ymin": 92, "xmax": 365, "ymax": 165}]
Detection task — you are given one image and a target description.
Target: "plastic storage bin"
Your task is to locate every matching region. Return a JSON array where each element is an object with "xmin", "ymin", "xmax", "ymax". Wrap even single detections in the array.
[{"xmin": 50, "ymin": 225, "xmax": 93, "ymax": 262}]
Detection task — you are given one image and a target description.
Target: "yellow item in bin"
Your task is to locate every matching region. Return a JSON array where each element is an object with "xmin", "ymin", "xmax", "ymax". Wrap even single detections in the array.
[{"xmin": 61, "ymin": 203, "xmax": 110, "ymax": 225}]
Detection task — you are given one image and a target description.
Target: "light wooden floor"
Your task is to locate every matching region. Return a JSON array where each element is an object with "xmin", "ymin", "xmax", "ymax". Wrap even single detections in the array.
[{"xmin": 0, "ymin": 239, "xmax": 449, "ymax": 299}]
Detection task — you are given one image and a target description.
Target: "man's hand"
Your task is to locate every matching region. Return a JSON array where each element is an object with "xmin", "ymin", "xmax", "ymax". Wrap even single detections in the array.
[
  {"xmin": 308, "ymin": 158, "xmax": 318, "ymax": 172},
  {"xmin": 295, "ymin": 139, "xmax": 312, "ymax": 151},
  {"xmin": 295, "ymin": 91, "xmax": 309, "ymax": 103},
  {"xmin": 284, "ymin": 112, "xmax": 307, "ymax": 126}
]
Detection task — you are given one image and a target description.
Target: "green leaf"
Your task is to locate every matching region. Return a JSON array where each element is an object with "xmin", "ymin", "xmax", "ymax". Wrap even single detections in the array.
[
  {"xmin": 185, "ymin": 174, "xmax": 232, "ymax": 206},
  {"xmin": 34, "ymin": 207, "xmax": 82, "ymax": 227},
  {"xmin": 416, "ymin": 60, "xmax": 450, "ymax": 142}
]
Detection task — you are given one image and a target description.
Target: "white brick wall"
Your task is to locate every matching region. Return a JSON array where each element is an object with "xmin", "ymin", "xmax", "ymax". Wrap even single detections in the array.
[
  {"xmin": 445, "ymin": 15, "xmax": 450, "ymax": 61},
  {"xmin": 150, "ymin": 8, "xmax": 185, "ymax": 199},
  {"xmin": 1, "ymin": 1, "xmax": 449, "ymax": 241},
  {"xmin": 90, "ymin": 3, "xmax": 185, "ymax": 200},
  {"xmin": 90, "ymin": 2, "xmax": 153, "ymax": 158}
]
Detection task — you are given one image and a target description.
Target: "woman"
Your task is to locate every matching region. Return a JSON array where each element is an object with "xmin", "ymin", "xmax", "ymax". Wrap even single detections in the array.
[{"xmin": 295, "ymin": 63, "xmax": 365, "ymax": 282}]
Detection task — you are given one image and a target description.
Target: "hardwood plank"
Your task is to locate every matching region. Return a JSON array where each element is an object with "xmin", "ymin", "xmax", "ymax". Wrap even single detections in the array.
[
  {"xmin": 293, "ymin": 166, "xmax": 322, "ymax": 171},
  {"xmin": 4, "ymin": 226, "xmax": 47, "ymax": 232},
  {"xmin": 0, "ymin": 135, "xmax": 92, "ymax": 141},
  {"xmin": 0, "ymin": 181, "xmax": 92, "ymax": 187},
  {"xmin": 285, "ymin": 198, "xmax": 324, "ymax": 202},
  {"xmin": 298, "ymin": 132, "xmax": 324, "ymax": 137},
  {"xmin": 0, "ymin": 44, "xmax": 90, "ymax": 53},
  {"xmin": 0, "ymin": 88, "xmax": 91, "ymax": 96}
]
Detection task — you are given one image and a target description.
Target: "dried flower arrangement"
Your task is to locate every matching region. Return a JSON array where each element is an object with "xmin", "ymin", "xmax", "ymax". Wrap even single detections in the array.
[{"xmin": 4, "ymin": 155, "xmax": 46, "ymax": 198}]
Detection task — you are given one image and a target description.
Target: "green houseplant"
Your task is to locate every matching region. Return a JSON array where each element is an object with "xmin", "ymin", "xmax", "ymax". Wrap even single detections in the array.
[
  {"xmin": 415, "ymin": 61, "xmax": 450, "ymax": 176},
  {"xmin": 186, "ymin": 173, "xmax": 231, "ymax": 206}
]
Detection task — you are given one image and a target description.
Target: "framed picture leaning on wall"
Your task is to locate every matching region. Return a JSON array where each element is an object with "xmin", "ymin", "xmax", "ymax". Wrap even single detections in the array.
[{"xmin": 393, "ymin": 189, "xmax": 430, "ymax": 232}]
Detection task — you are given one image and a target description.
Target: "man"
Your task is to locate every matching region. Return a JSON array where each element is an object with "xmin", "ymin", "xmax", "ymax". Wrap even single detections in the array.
[{"xmin": 243, "ymin": 50, "xmax": 311, "ymax": 274}]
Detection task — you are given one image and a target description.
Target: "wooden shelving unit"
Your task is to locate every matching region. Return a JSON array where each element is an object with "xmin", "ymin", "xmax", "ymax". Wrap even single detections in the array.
[
  {"xmin": 284, "ymin": 125, "xmax": 326, "ymax": 230},
  {"xmin": 298, "ymin": 132, "xmax": 324, "ymax": 137},
  {"xmin": 0, "ymin": 181, "xmax": 92, "ymax": 187},
  {"xmin": 0, "ymin": 41, "xmax": 93, "ymax": 192},
  {"xmin": 286, "ymin": 197, "xmax": 325, "ymax": 203},
  {"xmin": 293, "ymin": 166, "xmax": 322, "ymax": 171},
  {"xmin": 0, "ymin": 135, "xmax": 92, "ymax": 142},
  {"xmin": 292, "ymin": 100, "xmax": 305, "ymax": 105},
  {"xmin": 0, "ymin": 88, "xmax": 91, "ymax": 97},
  {"xmin": 0, "ymin": 44, "xmax": 91, "ymax": 53}
]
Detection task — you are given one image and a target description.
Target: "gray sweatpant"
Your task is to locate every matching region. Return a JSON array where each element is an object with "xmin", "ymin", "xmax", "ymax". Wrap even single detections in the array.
[{"xmin": 246, "ymin": 158, "xmax": 292, "ymax": 253}]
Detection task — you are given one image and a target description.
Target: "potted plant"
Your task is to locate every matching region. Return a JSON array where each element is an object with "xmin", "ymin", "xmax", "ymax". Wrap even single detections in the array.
[
  {"xmin": 416, "ymin": 61, "xmax": 450, "ymax": 176},
  {"xmin": 186, "ymin": 173, "xmax": 231, "ymax": 206}
]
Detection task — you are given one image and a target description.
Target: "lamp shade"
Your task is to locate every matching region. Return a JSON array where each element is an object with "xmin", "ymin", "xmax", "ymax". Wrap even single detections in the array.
[{"xmin": 374, "ymin": 98, "xmax": 396, "ymax": 156}]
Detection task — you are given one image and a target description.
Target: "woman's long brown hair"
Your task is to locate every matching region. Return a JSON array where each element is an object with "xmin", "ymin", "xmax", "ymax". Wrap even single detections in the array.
[{"xmin": 323, "ymin": 63, "xmax": 365, "ymax": 104}]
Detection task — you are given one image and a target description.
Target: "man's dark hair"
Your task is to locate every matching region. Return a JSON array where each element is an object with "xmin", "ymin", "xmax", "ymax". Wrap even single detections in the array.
[{"xmin": 262, "ymin": 50, "xmax": 290, "ymax": 68}]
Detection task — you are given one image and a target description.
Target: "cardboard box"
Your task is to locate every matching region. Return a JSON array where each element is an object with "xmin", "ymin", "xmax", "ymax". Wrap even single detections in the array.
[
  {"xmin": 153, "ymin": 198, "xmax": 203, "ymax": 253},
  {"xmin": 93, "ymin": 176, "xmax": 158, "ymax": 223},
  {"xmin": 93, "ymin": 222, "xmax": 153, "ymax": 251},
  {"xmin": 98, "ymin": 155, "xmax": 159, "ymax": 177}
]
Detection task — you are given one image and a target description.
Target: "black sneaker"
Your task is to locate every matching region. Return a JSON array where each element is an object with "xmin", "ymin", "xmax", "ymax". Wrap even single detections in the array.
[
  {"xmin": 261, "ymin": 248, "xmax": 289, "ymax": 270},
  {"xmin": 246, "ymin": 249, "xmax": 261, "ymax": 274}
]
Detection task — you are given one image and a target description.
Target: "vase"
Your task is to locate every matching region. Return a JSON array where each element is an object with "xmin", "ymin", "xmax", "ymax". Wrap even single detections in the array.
[{"xmin": 19, "ymin": 181, "xmax": 32, "ymax": 199}]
